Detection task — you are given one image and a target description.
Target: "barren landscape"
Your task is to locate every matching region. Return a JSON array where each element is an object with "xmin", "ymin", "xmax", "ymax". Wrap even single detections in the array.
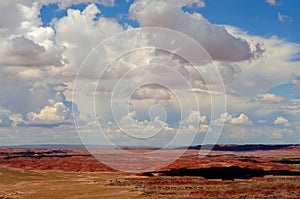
[
  {"xmin": 1, "ymin": 145, "xmax": 300, "ymax": 198},
  {"xmin": 1, "ymin": 0, "xmax": 300, "ymax": 198}
]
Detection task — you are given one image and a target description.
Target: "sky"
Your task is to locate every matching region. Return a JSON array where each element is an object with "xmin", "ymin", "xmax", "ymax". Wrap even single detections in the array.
[{"xmin": 0, "ymin": 0, "xmax": 299, "ymax": 146}]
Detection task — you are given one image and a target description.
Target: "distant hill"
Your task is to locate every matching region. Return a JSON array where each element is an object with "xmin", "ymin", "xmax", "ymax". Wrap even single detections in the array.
[
  {"xmin": 1, "ymin": 144, "xmax": 299, "ymax": 151},
  {"xmin": 189, "ymin": 144, "xmax": 299, "ymax": 151}
]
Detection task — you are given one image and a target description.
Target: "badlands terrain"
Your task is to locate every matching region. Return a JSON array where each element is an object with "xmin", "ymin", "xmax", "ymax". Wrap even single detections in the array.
[{"xmin": 0, "ymin": 145, "xmax": 300, "ymax": 198}]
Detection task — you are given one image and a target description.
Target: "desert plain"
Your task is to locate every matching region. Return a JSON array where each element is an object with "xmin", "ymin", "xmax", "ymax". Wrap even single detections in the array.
[{"xmin": 0, "ymin": 145, "xmax": 300, "ymax": 198}]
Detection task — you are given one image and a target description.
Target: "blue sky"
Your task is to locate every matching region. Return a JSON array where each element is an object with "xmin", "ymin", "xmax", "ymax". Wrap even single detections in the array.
[
  {"xmin": 0, "ymin": 0, "xmax": 299, "ymax": 146},
  {"xmin": 195, "ymin": 0, "xmax": 300, "ymax": 43},
  {"xmin": 41, "ymin": 0, "xmax": 139, "ymax": 27}
]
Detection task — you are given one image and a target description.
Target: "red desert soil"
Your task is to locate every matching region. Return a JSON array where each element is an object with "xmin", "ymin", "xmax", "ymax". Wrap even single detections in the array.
[
  {"xmin": 0, "ymin": 145, "xmax": 299, "ymax": 172},
  {"xmin": 1, "ymin": 145, "xmax": 300, "ymax": 198}
]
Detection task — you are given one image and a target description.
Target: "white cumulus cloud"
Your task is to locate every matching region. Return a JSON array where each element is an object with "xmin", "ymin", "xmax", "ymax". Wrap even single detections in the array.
[
  {"xmin": 266, "ymin": 0, "xmax": 276, "ymax": 6},
  {"xmin": 129, "ymin": 0, "xmax": 259, "ymax": 62},
  {"xmin": 27, "ymin": 102, "xmax": 73, "ymax": 125},
  {"xmin": 253, "ymin": 93, "xmax": 285, "ymax": 104},
  {"xmin": 278, "ymin": 12, "xmax": 292, "ymax": 23},
  {"xmin": 274, "ymin": 116, "xmax": 290, "ymax": 126},
  {"xmin": 216, "ymin": 112, "xmax": 253, "ymax": 125}
]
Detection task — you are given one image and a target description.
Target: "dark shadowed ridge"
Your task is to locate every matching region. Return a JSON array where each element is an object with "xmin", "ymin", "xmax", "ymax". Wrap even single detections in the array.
[
  {"xmin": 1, "ymin": 149, "xmax": 90, "ymax": 160},
  {"xmin": 144, "ymin": 166, "xmax": 300, "ymax": 180}
]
